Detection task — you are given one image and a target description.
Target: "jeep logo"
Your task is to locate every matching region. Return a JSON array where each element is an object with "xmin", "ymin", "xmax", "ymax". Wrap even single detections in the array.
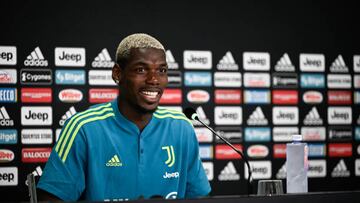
[
  {"xmin": 0, "ymin": 167, "xmax": 18, "ymax": 185},
  {"xmin": 277, "ymin": 112, "xmax": 295, "ymax": 120},
  {"xmin": 58, "ymin": 51, "xmax": 81, "ymax": 62},
  {"xmin": 183, "ymin": 50, "xmax": 212, "ymax": 69},
  {"xmin": 0, "ymin": 46, "xmax": 17, "ymax": 65},
  {"xmin": 187, "ymin": 55, "xmax": 207, "ymax": 64},
  {"xmin": 21, "ymin": 107, "xmax": 52, "ymax": 126},
  {"xmin": 55, "ymin": 47, "xmax": 85, "ymax": 67},
  {"xmin": 0, "ymin": 52, "xmax": 13, "ymax": 61},
  {"xmin": 219, "ymin": 111, "xmax": 238, "ymax": 120},
  {"xmin": 247, "ymin": 57, "xmax": 266, "ymax": 65},
  {"xmin": 303, "ymin": 58, "xmax": 322, "ymax": 67},
  {"xmin": 24, "ymin": 111, "xmax": 49, "ymax": 122},
  {"xmin": 331, "ymin": 111, "xmax": 349, "ymax": 120}
]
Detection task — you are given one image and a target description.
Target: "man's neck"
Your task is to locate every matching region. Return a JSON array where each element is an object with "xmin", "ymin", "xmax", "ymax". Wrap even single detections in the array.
[{"xmin": 117, "ymin": 99, "xmax": 153, "ymax": 132}]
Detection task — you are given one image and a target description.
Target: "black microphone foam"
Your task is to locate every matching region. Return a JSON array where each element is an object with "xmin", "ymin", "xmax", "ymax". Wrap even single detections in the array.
[{"xmin": 184, "ymin": 107, "xmax": 197, "ymax": 120}]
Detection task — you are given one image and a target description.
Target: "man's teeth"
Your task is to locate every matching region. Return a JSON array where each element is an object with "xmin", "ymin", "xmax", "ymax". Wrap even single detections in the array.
[{"xmin": 142, "ymin": 91, "xmax": 158, "ymax": 96}]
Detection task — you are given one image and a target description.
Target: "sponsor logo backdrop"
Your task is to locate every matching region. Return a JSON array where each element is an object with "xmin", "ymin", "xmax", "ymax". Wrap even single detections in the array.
[{"xmin": 0, "ymin": 0, "xmax": 360, "ymax": 201}]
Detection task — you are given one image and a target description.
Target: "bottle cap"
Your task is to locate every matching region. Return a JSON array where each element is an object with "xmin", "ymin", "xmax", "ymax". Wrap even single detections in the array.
[{"xmin": 292, "ymin": 134, "xmax": 303, "ymax": 142}]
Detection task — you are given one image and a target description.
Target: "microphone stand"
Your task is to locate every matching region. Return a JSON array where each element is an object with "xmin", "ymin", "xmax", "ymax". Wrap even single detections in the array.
[{"xmin": 194, "ymin": 118, "xmax": 253, "ymax": 195}]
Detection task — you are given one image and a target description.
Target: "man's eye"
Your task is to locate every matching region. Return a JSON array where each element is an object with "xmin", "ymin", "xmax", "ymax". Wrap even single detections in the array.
[
  {"xmin": 136, "ymin": 67, "xmax": 145, "ymax": 73},
  {"xmin": 159, "ymin": 68, "xmax": 167, "ymax": 73}
]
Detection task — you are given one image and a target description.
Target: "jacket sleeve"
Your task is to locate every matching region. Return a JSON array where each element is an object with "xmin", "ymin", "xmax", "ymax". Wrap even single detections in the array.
[{"xmin": 37, "ymin": 118, "xmax": 87, "ymax": 201}]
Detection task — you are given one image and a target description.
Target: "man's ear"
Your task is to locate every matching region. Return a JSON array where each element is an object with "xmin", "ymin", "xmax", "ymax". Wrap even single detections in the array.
[{"xmin": 112, "ymin": 63, "xmax": 122, "ymax": 85}]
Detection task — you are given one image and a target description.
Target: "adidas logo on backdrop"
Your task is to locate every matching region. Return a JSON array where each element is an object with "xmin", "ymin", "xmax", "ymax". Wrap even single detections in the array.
[
  {"xmin": 25, "ymin": 166, "xmax": 43, "ymax": 186},
  {"xmin": 218, "ymin": 161, "xmax": 240, "ymax": 181},
  {"xmin": 331, "ymin": 159, "xmax": 350, "ymax": 177},
  {"xmin": 192, "ymin": 106, "xmax": 210, "ymax": 126},
  {"xmin": 330, "ymin": 55, "xmax": 349, "ymax": 72},
  {"xmin": 59, "ymin": 106, "xmax": 77, "ymax": 126},
  {"xmin": 91, "ymin": 48, "xmax": 115, "ymax": 68},
  {"xmin": 166, "ymin": 50, "xmax": 179, "ymax": 69},
  {"xmin": 0, "ymin": 106, "xmax": 14, "ymax": 126},
  {"xmin": 275, "ymin": 53, "xmax": 295, "ymax": 72},
  {"xmin": 276, "ymin": 162, "xmax": 286, "ymax": 179},
  {"xmin": 24, "ymin": 47, "xmax": 48, "ymax": 66},
  {"xmin": 303, "ymin": 107, "xmax": 323, "ymax": 125},
  {"xmin": 247, "ymin": 106, "xmax": 268, "ymax": 125},
  {"xmin": 106, "ymin": 154, "xmax": 122, "ymax": 167},
  {"xmin": 216, "ymin": 51, "xmax": 239, "ymax": 70}
]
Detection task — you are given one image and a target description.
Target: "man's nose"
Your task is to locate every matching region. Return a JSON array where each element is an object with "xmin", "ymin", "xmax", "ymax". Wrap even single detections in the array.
[{"xmin": 146, "ymin": 71, "xmax": 160, "ymax": 85}]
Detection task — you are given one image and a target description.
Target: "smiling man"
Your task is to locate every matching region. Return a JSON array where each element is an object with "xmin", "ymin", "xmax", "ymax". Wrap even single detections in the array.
[{"xmin": 37, "ymin": 33, "xmax": 211, "ymax": 201}]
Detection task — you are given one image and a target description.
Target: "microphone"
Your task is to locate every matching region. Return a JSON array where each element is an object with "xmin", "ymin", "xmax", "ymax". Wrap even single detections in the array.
[{"xmin": 184, "ymin": 107, "xmax": 253, "ymax": 195}]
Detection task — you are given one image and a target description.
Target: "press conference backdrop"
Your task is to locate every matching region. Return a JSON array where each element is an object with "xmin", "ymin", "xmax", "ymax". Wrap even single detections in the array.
[{"xmin": 0, "ymin": 0, "xmax": 360, "ymax": 201}]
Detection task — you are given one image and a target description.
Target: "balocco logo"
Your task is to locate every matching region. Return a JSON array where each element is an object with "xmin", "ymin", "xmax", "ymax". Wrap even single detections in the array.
[
  {"xmin": 0, "ymin": 88, "xmax": 16, "ymax": 103},
  {"xmin": 159, "ymin": 89, "xmax": 182, "ymax": 104},
  {"xmin": 272, "ymin": 90, "xmax": 298, "ymax": 104},
  {"xmin": 58, "ymin": 89, "xmax": 83, "ymax": 103},
  {"xmin": 21, "ymin": 148, "xmax": 51, "ymax": 163},
  {"xmin": 186, "ymin": 90, "xmax": 209, "ymax": 103},
  {"xmin": 215, "ymin": 144, "xmax": 242, "ymax": 159},
  {"xmin": 327, "ymin": 91, "xmax": 352, "ymax": 105},
  {"xmin": 89, "ymin": 88, "xmax": 119, "ymax": 103},
  {"xmin": 273, "ymin": 144, "xmax": 286, "ymax": 158},
  {"xmin": 215, "ymin": 90, "xmax": 241, "ymax": 104},
  {"xmin": 328, "ymin": 143, "xmax": 352, "ymax": 157}
]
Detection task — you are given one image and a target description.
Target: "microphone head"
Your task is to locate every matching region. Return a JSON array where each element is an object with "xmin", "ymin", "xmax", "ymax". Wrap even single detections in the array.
[{"xmin": 184, "ymin": 107, "xmax": 198, "ymax": 120}]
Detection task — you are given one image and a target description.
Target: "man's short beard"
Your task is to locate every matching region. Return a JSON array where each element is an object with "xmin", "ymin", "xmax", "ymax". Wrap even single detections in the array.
[{"xmin": 131, "ymin": 102, "xmax": 157, "ymax": 114}]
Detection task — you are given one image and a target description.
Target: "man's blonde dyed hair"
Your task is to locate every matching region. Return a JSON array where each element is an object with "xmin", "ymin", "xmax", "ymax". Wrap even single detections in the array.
[{"xmin": 115, "ymin": 33, "xmax": 165, "ymax": 67}]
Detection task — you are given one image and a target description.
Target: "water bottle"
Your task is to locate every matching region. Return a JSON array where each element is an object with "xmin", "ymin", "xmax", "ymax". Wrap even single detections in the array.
[{"xmin": 286, "ymin": 134, "xmax": 308, "ymax": 193}]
